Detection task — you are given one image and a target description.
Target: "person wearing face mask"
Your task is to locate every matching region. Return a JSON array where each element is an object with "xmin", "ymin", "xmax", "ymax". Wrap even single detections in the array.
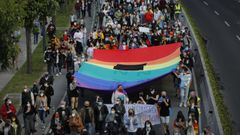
[
  {"xmin": 69, "ymin": 110, "xmax": 86, "ymax": 134},
  {"xmin": 146, "ymin": 88, "xmax": 159, "ymax": 105},
  {"xmin": 56, "ymin": 101, "xmax": 71, "ymax": 134},
  {"xmin": 124, "ymin": 108, "xmax": 139, "ymax": 135},
  {"xmin": 104, "ymin": 107, "xmax": 118, "ymax": 135},
  {"xmin": 157, "ymin": 91, "xmax": 171, "ymax": 135},
  {"xmin": 0, "ymin": 98, "xmax": 16, "ymax": 121},
  {"xmin": 23, "ymin": 102, "xmax": 36, "ymax": 134},
  {"xmin": 42, "ymin": 83, "xmax": 54, "ymax": 109},
  {"xmin": 141, "ymin": 120, "xmax": 155, "ymax": 135},
  {"xmin": 79, "ymin": 100, "xmax": 95, "ymax": 135},
  {"xmin": 50, "ymin": 112, "xmax": 64, "ymax": 135},
  {"xmin": 21, "ymin": 85, "xmax": 35, "ymax": 109},
  {"xmin": 174, "ymin": 66, "xmax": 192, "ymax": 107},
  {"xmin": 31, "ymin": 82, "xmax": 39, "ymax": 102},
  {"xmin": 111, "ymin": 85, "xmax": 129, "ymax": 104},
  {"xmin": 93, "ymin": 97, "xmax": 109, "ymax": 135},
  {"xmin": 69, "ymin": 78, "xmax": 80, "ymax": 110},
  {"xmin": 10, "ymin": 115, "xmax": 22, "ymax": 135},
  {"xmin": 113, "ymin": 98, "xmax": 126, "ymax": 132},
  {"xmin": 36, "ymin": 91, "xmax": 48, "ymax": 124}
]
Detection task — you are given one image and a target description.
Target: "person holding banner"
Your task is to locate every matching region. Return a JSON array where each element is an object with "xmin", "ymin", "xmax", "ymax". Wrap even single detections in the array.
[{"xmin": 124, "ymin": 108, "xmax": 139, "ymax": 135}]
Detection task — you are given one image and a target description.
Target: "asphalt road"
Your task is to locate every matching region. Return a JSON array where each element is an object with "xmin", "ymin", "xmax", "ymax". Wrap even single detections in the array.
[{"xmin": 182, "ymin": 0, "xmax": 240, "ymax": 133}]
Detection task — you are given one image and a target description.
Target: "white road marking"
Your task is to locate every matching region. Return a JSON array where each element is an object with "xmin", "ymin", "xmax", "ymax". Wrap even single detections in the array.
[
  {"xmin": 203, "ymin": 1, "xmax": 209, "ymax": 6},
  {"xmin": 224, "ymin": 21, "xmax": 231, "ymax": 27},
  {"xmin": 214, "ymin": 10, "xmax": 220, "ymax": 16},
  {"xmin": 236, "ymin": 35, "xmax": 240, "ymax": 41}
]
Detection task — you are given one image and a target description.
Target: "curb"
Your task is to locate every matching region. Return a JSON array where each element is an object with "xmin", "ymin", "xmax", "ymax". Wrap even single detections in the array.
[{"xmin": 181, "ymin": 6, "xmax": 224, "ymax": 135}]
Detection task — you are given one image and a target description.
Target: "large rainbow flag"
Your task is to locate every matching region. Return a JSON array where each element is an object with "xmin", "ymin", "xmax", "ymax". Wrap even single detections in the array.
[{"xmin": 74, "ymin": 43, "xmax": 181, "ymax": 91}]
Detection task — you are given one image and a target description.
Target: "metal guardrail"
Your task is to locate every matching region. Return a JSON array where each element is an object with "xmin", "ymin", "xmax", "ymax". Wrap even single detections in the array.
[{"xmin": 182, "ymin": 8, "xmax": 224, "ymax": 135}]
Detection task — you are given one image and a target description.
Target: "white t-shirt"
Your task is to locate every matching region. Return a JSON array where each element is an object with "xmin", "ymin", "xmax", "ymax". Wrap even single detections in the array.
[{"xmin": 73, "ymin": 31, "xmax": 83, "ymax": 43}]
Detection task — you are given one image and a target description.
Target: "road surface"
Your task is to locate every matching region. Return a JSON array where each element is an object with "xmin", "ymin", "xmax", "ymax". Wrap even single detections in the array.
[{"xmin": 182, "ymin": 0, "xmax": 240, "ymax": 133}]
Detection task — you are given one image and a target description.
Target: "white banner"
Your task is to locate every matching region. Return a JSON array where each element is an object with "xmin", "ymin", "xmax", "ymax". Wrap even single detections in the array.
[
  {"xmin": 139, "ymin": 27, "xmax": 150, "ymax": 33},
  {"xmin": 106, "ymin": 104, "xmax": 160, "ymax": 128}
]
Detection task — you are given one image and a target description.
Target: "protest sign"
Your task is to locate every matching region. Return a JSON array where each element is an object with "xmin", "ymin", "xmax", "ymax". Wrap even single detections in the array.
[
  {"xmin": 106, "ymin": 104, "xmax": 160, "ymax": 128},
  {"xmin": 139, "ymin": 27, "xmax": 150, "ymax": 33}
]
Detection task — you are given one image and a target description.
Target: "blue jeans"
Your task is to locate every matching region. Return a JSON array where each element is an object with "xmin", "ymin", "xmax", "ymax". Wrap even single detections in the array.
[
  {"xmin": 38, "ymin": 109, "xmax": 45, "ymax": 123},
  {"xmin": 85, "ymin": 123, "xmax": 95, "ymax": 135}
]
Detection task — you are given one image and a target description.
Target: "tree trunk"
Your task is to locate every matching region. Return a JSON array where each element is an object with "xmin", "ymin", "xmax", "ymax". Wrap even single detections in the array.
[
  {"xmin": 41, "ymin": 19, "xmax": 47, "ymax": 51},
  {"xmin": 25, "ymin": 26, "xmax": 32, "ymax": 74}
]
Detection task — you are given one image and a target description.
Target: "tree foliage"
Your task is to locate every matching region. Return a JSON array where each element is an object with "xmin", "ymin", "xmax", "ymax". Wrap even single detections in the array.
[{"xmin": 0, "ymin": 0, "xmax": 24, "ymax": 70}]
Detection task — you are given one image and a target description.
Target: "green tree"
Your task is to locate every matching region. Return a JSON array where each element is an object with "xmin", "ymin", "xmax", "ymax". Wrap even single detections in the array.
[
  {"xmin": 0, "ymin": 0, "xmax": 23, "ymax": 70},
  {"xmin": 38, "ymin": 0, "xmax": 59, "ymax": 51},
  {"xmin": 22, "ymin": 0, "xmax": 40, "ymax": 74}
]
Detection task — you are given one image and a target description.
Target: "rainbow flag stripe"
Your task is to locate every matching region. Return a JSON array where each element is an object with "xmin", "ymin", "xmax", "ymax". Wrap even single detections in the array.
[{"xmin": 74, "ymin": 43, "xmax": 181, "ymax": 91}]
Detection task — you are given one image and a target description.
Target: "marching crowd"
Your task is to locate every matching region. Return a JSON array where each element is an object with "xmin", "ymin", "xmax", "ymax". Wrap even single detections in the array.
[{"xmin": 0, "ymin": 0, "xmax": 215, "ymax": 135}]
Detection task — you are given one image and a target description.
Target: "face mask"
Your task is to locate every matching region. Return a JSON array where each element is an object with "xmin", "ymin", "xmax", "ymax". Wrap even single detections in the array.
[
  {"xmin": 60, "ymin": 105, "xmax": 65, "ymax": 108},
  {"xmin": 116, "ymin": 101, "xmax": 120, "ymax": 104},
  {"xmin": 72, "ymin": 113, "xmax": 76, "ymax": 117},
  {"xmin": 146, "ymin": 124, "xmax": 151, "ymax": 128},
  {"xmin": 27, "ymin": 103, "xmax": 31, "ymax": 107},
  {"xmin": 150, "ymin": 90, "xmax": 155, "ymax": 94},
  {"xmin": 8, "ymin": 101, "xmax": 12, "ymax": 104},
  {"xmin": 24, "ymin": 89, "xmax": 28, "ymax": 92},
  {"xmin": 98, "ymin": 102, "xmax": 103, "ymax": 106},
  {"xmin": 162, "ymin": 96, "xmax": 166, "ymax": 98},
  {"xmin": 12, "ymin": 118, "xmax": 16, "ymax": 121},
  {"xmin": 40, "ymin": 93, "xmax": 44, "ymax": 97},
  {"xmin": 111, "ymin": 111, "xmax": 115, "ymax": 114}
]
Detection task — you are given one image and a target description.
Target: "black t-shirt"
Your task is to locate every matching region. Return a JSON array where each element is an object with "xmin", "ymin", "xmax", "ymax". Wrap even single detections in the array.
[
  {"xmin": 147, "ymin": 92, "xmax": 158, "ymax": 104},
  {"xmin": 159, "ymin": 97, "xmax": 171, "ymax": 116}
]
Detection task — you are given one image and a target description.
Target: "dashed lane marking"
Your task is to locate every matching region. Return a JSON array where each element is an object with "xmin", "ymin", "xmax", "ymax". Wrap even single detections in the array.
[
  {"xmin": 224, "ymin": 21, "xmax": 231, "ymax": 27},
  {"xmin": 203, "ymin": 1, "xmax": 209, "ymax": 6},
  {"xmin": 236, "ymin": 35, "xmax": 240, "ymax": 41},
  {"xmin": 214, "ymin": 10, "xmax": 220, "ymax": 16}
]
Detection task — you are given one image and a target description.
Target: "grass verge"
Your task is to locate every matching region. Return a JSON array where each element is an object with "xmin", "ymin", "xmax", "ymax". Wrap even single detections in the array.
[
  {"xmin": 0, "ymin": 40, "xmax": 46, "ymax": 107},
  {"xmin": 0, "ymin": 1, "xmax": 74, "ymax": 108},
  {"xmin": 182, "ymin": 3, "xmax": 234, "ymax": 135},
  {"xmin": 55, "ymin": 0, "xmax": 75, "ymax": 27}
]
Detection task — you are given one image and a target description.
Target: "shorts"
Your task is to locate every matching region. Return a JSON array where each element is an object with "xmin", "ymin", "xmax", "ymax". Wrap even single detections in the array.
[{"xmin": 160, "ymin": 116, "xmax": 170, "ymax": 124}]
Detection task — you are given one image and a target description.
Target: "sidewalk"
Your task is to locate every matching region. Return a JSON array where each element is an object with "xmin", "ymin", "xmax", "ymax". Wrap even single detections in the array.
[
  {"xmin": 0, "ymin": 29, "xmax": 42, "ymax": 92},
  {"xmin": 16, "ymin": 2, "xmax": 98, "ymax": 134}
]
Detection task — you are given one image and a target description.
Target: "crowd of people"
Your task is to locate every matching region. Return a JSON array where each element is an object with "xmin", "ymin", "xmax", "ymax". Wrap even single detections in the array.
[{"xmin": 0, "ymin": 0, "xmax": 215, "ymax": 135}]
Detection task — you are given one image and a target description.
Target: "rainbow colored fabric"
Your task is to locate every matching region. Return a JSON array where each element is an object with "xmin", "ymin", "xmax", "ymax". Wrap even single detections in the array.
[{"xmin": 74, "ymin": 43, "xmax": 181, "ymax": 91}]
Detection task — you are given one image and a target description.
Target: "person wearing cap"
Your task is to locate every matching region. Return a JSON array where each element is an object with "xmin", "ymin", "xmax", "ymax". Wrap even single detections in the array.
[
  {"xmin": 0, "ymin": 98, "xmax": 16, "ymax": 121},
  {"xmin": 79, "ymin": 100, "xmax": 95, "ymax": 135},
  {"xmin": 94, "ymin": 97, "xmax": 109, "ymax": 135}
]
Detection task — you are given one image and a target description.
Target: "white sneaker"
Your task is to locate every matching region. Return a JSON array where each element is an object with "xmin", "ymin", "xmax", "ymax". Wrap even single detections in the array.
[
  {"xmin": 179, "ymin": 103, "xmax": 183, "ymax": 107},
  {"xmin": 184, "ymin": 103, "xmax": 187, "ymax": 107},
  {"xmin": 59, "ymin": 72, "xmax": 62, "ymax": 75},
  {"xmin": 56, "ymin": 73, "xmax": 59, "ymax": 76}
]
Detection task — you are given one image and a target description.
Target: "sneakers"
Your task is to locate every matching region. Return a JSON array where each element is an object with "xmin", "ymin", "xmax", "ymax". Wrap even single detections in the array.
[
  {"xmin": 179, "ymin": 103, "xmax": 183, "ymax": 107},
  {"xmin": 56, "ymin": 73, "xmax": 59, "ymax": 76},
  {"xmin": 184, "ymin": 103, "xmax": 187, "ymax": 108}
]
